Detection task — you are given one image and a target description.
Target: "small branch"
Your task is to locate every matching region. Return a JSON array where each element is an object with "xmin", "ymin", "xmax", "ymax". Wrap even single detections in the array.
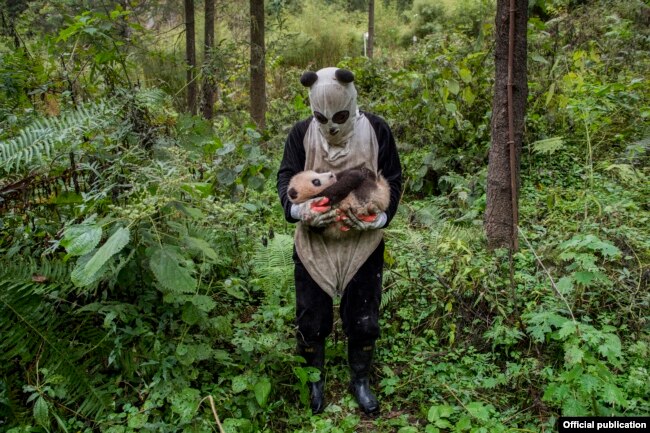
[{"xmin": 198, "ymin": 395, "xmax": 226, "ymax": 433}]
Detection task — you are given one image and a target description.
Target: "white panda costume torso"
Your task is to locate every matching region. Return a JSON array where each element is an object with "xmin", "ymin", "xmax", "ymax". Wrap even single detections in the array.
[{"xmin": 294, "ymin": 67, "xmax": 384, "ymax": 298}]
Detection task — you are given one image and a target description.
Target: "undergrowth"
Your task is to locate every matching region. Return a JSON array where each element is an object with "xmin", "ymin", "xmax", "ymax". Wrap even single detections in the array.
[{"xmin": 1, "ymin": 0, "xmax": 648, "ymax": 432}]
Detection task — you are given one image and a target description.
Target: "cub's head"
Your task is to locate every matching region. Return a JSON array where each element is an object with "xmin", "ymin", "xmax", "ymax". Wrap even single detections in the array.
[{"xmin": 287, "ymin": 170, "xmax": 337, "ymax": 203}]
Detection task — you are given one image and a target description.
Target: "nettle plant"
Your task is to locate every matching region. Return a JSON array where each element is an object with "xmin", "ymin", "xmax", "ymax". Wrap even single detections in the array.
[
  {"xmin": 60, "ymin": 145, "xmax": 237, "ymax": 300},
  {"xmin": 523, "ymin": 234, "xmax": 646, "ymax": 415}
]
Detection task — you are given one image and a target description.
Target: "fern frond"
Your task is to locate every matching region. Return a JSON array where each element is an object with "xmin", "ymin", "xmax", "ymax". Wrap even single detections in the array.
[
  {"xmin": 135, "ymin": 88, "xmax": 171, "ymax": 109},
  {"xmin": 251, "ymin": 234, "xmax": 294, "ymax": 293},
  {"xmin": 381, "ymin": 285, "xmax": 406, "ymax": 309},
  {"xmin": 0, "ymin": 102, "xmax": 118, "ymax": 173},
  {"xmin": 0, "ymin": 258, "xmax": 113, "ymax": 420},
  {"xmin": 531, "ymin": 136, "xmax": 564, "ymax": 155}
]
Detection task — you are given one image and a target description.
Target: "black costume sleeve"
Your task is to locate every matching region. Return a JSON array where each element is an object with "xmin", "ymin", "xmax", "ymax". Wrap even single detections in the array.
[
  {"xmin": 365, "ymin": 112, "xmax": 402, "ymax": 228},
  {"xmin": 277, "ymin": 118, "xmax": 311, "ymax": 223}
]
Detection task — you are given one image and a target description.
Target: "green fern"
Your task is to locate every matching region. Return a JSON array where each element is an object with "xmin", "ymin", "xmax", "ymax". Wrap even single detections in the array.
[
  {"xmin": 251, "ymin": 234, "xmax": 294, "ymax": 293},
  {"xmin": 531, "ymin": 136, "xmax": 564, "ymax": 155},
  {"xmin": 381, "ymin": 284, "xmax": 406, "ymax": 309},
  {"xmin": 0, "ymin": 102, "xmax": 117, "ymax": 173},
  {"xmin": 134, "ymin": 87, "xmax": 171, "ymax": 109},
  {"xmin": 0, "ymin": 258, "xmax": 113, "ymax": 424}
]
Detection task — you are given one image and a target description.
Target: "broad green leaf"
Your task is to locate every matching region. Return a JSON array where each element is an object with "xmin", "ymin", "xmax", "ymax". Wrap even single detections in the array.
[
  {"xmin": 293, "ymin": 366, "xmax": 308, "ymax": 385},
  {"xmin": 176, "ymin": 343, "xmax": 188, "ymax": 356},
  {"xmin": 70, "ymin": 249, "xmax": 109, "ymax": 286},
  {"xmin": 71, "ymin": 227, "xmax": 129, "ymax": 286},
  {"xmin": 183, "ymin": 236, "xmax": 218, "ymax": 261},
  {"xmin": 223, "ymin": 279, "xmax": 246, "ymax": 300},
  {"xmin": 128, "ymin": 413, "xmax": 148, "ymax": 429},
  {"xmin": 545, "ymin": 82, "xmax": 556, "ymax": 106},
  {"xmin": 179, "ymin": 205, "xmax": 205, "ymax": 219},
  {"xmin": 444, "ymin": 102, "xmax": 457, "ymax": 113},
  {"xmin": 34, "ymin": 396, "xmax": 49, "ymax": 427},
  {"xmin": 466, "ymin": 402, "xmax": 490, "ymax": 421},
  {"xmin": 340, "ymin": 415, "xmax": 360, "ymax": 430},
  {"xmin": 192, "ymin": 343, "xmax": 212, "ymax": 361},
  {"xmin": 63, "ymin": 225, "xmax": 102, "ymax": 256},
  {"xmin": 556, "ymin": 277, "xmax": 574, "ymax": 295},
  {"xmin": 459, "ymin": 68, "xmax": 472, "ymax": 83},
  {"xmin": 181, "ymin": 182, "xmax": 212, "ymax": 198},
  {"xmin": 399, "ymin": 427, "xmax": 418, "ymax": 433},
  {"xmin": 428, "ymin": 404, "xmax": 454, "ymax": 422},
  {"xmin": 232, "ymin": 375, "xmax": 248, "ymax": 394},
  {"xmin": 191, "ymin": 295, "xmax": 217, "ymax": 312},
  {"xmin": 246, "ymin": 175, "xmax": 265, "ymax": 190},
  {"xmin": 532, "ymin": 53, "xmax": 549, "ymax": 64},
  {"xmin": 456, "ymin": 416, "xmax": 472, "ymax": 431},
  {"xmin": 446, "ymin": 79, "xmax": 460, "ymax": 95},
  {"xmin": 182, "ymin": 303, "xmax": 202, "ymax": 325},
  {"xmin": 462, "ymin": 86, "xmax": 476, "ymax": 105},
  {"xmin": 254, "ymin": 377, "xmax": 272, "ymax": 407},
  {"xmin": 543, "ymin": 382, "xmax": 569, "ymax": 401},
  {"xmin": 573, "ymin": 271, "xmax": 596, "ymax": 286},
  {"xmin": 223, "ymin": 418, "xmax": 253, "ymax": 433},
  {"xmin": 149, "ymin": 245, "xmax": 197, "ymax": 294},
  {"xmin": 170, "ymin": 388, "xmax": 201, "ymax": 423},
  {"xmin": 217, "ymin": 142, "xmax": 235, "ymax": 155},
  {"xmin": 217, "ymin": 168, "xmax": 237, "ymax": 185}
]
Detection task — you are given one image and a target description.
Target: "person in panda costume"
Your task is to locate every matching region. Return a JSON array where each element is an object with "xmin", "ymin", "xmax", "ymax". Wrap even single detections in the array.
[{"xmin": 277, "ymin": 67, "xmax": 402, "ymax": 415}]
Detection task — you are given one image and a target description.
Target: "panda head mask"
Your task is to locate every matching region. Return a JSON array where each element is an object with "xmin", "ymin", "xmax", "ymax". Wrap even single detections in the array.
[{"xmin": 300, "ymin": 67, "xmax": 358, "ymax": 146}]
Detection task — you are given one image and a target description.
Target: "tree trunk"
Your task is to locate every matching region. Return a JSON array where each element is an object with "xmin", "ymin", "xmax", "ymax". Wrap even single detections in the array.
[
  {"xmin": 484, "ymin": 0, "xmax": 527, "ymax": 250},
  {"xmin": 367, "ymin": 0, "xmax": 374, "ymax": 58},
  {"xmin": 202, "ymin": 0, "xmax": 215, "ymax": 120},
  {"xmin": 249, "ymin": 0, "xmax": 266, "ymax": 130},
  {"xmin": 184, "ymin": 0, "xmax": 198, "ymax": 115}
]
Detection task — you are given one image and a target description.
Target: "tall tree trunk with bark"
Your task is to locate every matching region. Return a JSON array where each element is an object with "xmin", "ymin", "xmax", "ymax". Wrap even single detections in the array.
[
  {"xmin": 249, "ymin": 0, "xmax": 266, "ymax": 129},
  {"xmin": 484, "ymin": 0, "xmax": 527, "ymax": 250},
  {"xmin": 367, "ymin": 0, "xmax": 374, "ymax": 58},
  {"xmin": 184, "ymin": 0, "xmax": 197, "ymax": 115},
  {"xmin": 202, "ymin": 0, "xmax": 215, "ymax": 120}
]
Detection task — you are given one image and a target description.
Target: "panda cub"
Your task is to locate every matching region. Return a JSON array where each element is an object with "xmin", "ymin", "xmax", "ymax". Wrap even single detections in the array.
[{"xmin": 287, "ymin": 166, "xmax": 390, "ymax": 238}]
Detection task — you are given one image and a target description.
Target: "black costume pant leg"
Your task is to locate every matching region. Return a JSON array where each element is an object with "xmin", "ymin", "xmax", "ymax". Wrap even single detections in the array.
[
  {"xmin": 294, "ymin": 248, "xmax": 334, "ymax": 345},
  {"xmin": 340, "ymin": 239, "xmax": 384, "ymax": 343},
  {"xmin": 294, "ymin": 240, "xmax": 384, "ymax": 415},
  {"xmin": 294, "ymin": 240, "xmax": 384, "ymax": 344}
]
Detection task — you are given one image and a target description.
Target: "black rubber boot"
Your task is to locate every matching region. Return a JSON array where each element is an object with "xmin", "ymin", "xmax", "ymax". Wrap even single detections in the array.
[
  {"xmin": 348, "ymin": 341, "xmax": 379, "ymax": 416},
  {"xmin": 298, "ymin": 341, "xmax": 326, "ymax": 414}
]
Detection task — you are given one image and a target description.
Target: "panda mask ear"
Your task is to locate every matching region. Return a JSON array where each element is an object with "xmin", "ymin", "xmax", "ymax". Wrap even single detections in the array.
[
  {"xmin": 300, "ymin": 71, "xmax": 318, "ymax": 87},
  {"xmin": 334, "ymin": 68, "xmax": 354, "ymax": 84}
]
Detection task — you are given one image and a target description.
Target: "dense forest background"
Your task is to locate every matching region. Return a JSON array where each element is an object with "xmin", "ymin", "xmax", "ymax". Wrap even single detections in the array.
[{"xmin": 1, "ymin": 0, "xmax": 649, "ymax": 432}]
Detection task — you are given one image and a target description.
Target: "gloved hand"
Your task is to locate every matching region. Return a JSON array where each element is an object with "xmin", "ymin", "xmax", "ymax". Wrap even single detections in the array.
[
  {"xmin": 291, "ymin": 197, "xmax": 337, "ymax": 227},
  {"xmin": 339, "ymin": 206, "xmax": 387, "ymax": 232}
]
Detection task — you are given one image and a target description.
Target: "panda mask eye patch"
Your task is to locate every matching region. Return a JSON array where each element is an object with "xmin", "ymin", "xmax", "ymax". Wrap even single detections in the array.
[{"xmin": 313, "ymin": 110, "xmax": 350, "ymax": 125}]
